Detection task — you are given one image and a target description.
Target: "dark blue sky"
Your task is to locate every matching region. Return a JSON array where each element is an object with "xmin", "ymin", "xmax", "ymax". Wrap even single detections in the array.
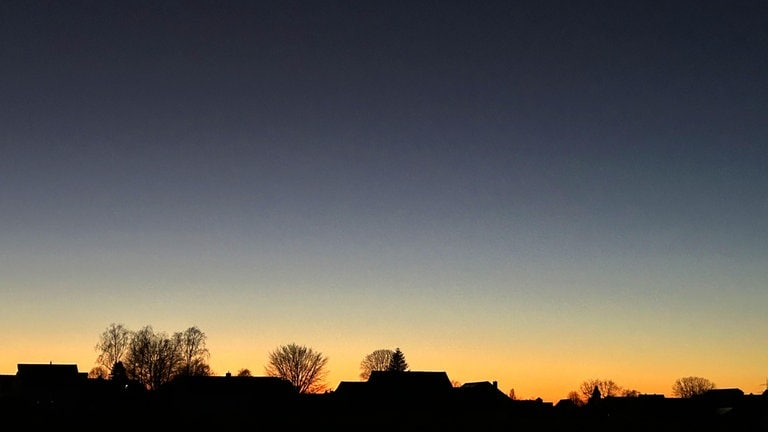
[
  {"xmin": 3, "ymin": 1, "xmax": 766, "ymax": 239},
  {"xmin": 2, "ymin": 0, "xmax": 767, "ymax": 399}
]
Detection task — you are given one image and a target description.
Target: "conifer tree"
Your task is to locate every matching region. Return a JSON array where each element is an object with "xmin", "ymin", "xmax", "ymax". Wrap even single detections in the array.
[{"xmin": 387, "ymin": 347, "xmax": 408, "ymax": 372}]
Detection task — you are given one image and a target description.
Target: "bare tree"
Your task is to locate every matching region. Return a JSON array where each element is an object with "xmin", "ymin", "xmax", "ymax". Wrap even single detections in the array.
[
  {"xmin": 567, "ymin": 390, "xmax": 585, "ymax": 407},
  {"xmin": 672, "ymin": 376, "xmax": 715, "ymax": 398},
  {"xmin": 578, "ymin": 378, "xmax": 623, "ymax": 402},
  {"xmin": 622, "ymin": 388, "xmax": 640, "ymax": 397},
  {"xmin": 174, "ymin": 326, "xmax": 211, "ymax": 376},
  {"xmin": 265, "ymin": 343, "xmax": 329, "ymax": 394},
  {"xmin": 236, "ymin": 368, "xmax": 252, "ymax": 377},
  {"xmin": 124, "ymin": 325, "xmax": 183, "ymax": 390},
  {"xmin": 359, "ymin": 349, "xmax": 394, "ymax": 380},
  {"xmin": 123, "ymin": 326, "xmax": 154, "ymax": 389},
  {"xmin": 88, "ymin": 365, "xmax": 109, "ymax": 379},
  {"xmin": 187, "ymin": 358, "xmax": 213, "ymax": 376},
  {"xmin": 95, "ymin": 323, "xmax": 132, "ymax": 374}
]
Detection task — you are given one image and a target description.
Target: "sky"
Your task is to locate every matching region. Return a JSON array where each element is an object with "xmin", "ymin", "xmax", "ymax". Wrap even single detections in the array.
[{"xmin": 1, "ymin": 0, "xmax": 767, "ymax": 402}]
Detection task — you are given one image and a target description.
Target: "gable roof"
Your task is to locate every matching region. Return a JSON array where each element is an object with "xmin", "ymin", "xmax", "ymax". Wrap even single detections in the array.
[
  {"xmin": 457, "ymin": 381, "xmax": 508, "ymax": 402},
  {"xmin": 367, "ymin": 370, "xmax": 452, "ymax": 389},
  {"xmin": 16, "ymin": 363, "xmax": 84, "ymax": 385},
  {"xmin": 334, "ymin": 380, "xmax": 368, "ymax": 397}
]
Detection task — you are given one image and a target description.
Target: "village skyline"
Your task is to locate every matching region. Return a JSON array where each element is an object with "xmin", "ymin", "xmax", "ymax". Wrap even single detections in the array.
[{"xmin": 3, "ymin": 323, "xmax": 766, "ymax": 403}]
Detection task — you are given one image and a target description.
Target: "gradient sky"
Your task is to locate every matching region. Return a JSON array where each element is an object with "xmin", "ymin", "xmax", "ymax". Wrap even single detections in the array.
[{"xmin": 2, "ymin": 0, "xmax": 767, "ymax": 402}]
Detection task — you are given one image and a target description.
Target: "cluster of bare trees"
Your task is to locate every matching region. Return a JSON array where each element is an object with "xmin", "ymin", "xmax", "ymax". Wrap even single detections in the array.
[
  {"xmin": 92, "ymin": 323, "xmax": 211, "ymax": 390},
  {"xmin": 358, "ymin": 347, "xmax": 409, "ymax": 380},
  {"xmin": 566, "ymin": 378, "xmax": 638, "ymax": 405},
  {"xmin": 671, "ymin": 376, "xmax": 716, "ymax": 398},
  {"xmin": 566, "ymin": 376, "xmax": 717, "ymax": 405},
  {"xmin": 93, "ymin": 323, "xmax": 411, "ymax": 394},
  {"xmin": 94, "ymin": 323, "xmax": 719, "ymax": 399},
  {"xmin": 262, "ymin": 345, "xmax": 409, "ymax": 393}
]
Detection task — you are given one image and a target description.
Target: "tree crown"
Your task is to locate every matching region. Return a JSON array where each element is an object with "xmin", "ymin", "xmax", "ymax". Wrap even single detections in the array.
[{"xmin": 387, "ymin": 347, "xmax": 408, "ymax": 372}]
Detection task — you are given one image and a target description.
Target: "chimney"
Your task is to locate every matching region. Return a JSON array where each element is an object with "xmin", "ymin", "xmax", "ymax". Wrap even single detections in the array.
[{"xmin": 493, "ymin": 381, "xmax": 497, "ymax": 388}]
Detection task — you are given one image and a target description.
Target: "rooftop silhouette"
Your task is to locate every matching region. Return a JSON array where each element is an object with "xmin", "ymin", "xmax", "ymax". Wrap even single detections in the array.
[{"xmin": 2, "ymin": 362, "xmax": 766, "ymax": 431}]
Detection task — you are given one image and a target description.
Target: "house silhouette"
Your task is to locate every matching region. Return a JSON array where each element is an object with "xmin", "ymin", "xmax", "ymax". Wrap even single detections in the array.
[{"xmin": 2, "ymin": 362, "xmax": 768, "ymax": 431}]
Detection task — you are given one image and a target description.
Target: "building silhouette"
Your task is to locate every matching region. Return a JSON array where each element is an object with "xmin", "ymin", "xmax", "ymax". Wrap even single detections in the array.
[{"xmin": 1, "ymin": 362, "xmax": 767, "ymax": 430}]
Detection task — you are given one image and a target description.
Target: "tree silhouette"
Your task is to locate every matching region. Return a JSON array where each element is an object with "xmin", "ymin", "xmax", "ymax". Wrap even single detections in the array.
[
  {"xmin": 265, "ymin": 343, "xmax": 329, "ymax": 394},
  {"xmin": 672, "ymin": 376, "xmax": 715, "ymax": 398},
  {"xmin": 567, "ymin": 391, "xmax": 584, "ymax": 407},
  {"xmin": 175, "ymin": 326, "xmax": 211, "ymax": 376},
  {"xmin": 621, "ymin": 388, "xmax": 640, "ymax": 397},
  {"xmin": 96, "ymin": 323, "xmax": 212, "ymax": 389},
  {"xmin": 578, "ymin": 378, "xmax": 622, "ymax": 403},
  {"xmin": 589, "ymin": 385, "xmax": 601, "ymax": 403},
  {"xmin": 359, "ymin": 349, "xmax": 394, "ymax": 380},
  {"xmin": 124, "ymin": 325, "xmax": 184, "ymax": 390},
  {"xmin": 88, "ymin": 365, "xmax": 108, "ymax": 379},
  {"xmin": 95, "ymin": 323, "xmax": 132, "ymax": 373},
  {"xmin": 236, "ymin": 368, "xmax": 252, "ymax": 377},
  {"xmin": 111, "ymin": 360, "xmax": 128, "ymax": 383},
  {"xmin": 387, "ymin": 347, "xmax": 408, "ymax": 372}
]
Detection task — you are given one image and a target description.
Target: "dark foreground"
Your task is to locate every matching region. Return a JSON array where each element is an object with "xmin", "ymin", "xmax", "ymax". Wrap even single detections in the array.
[{"xmin": 2, "ymin": 368, "xmax": 767, "ymax": 431}]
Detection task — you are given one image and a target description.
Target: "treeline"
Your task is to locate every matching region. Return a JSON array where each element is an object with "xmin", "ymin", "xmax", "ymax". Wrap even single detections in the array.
[{"xmin": 92, "ymin": 323, "xmax": 721, "ymax": 402}]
